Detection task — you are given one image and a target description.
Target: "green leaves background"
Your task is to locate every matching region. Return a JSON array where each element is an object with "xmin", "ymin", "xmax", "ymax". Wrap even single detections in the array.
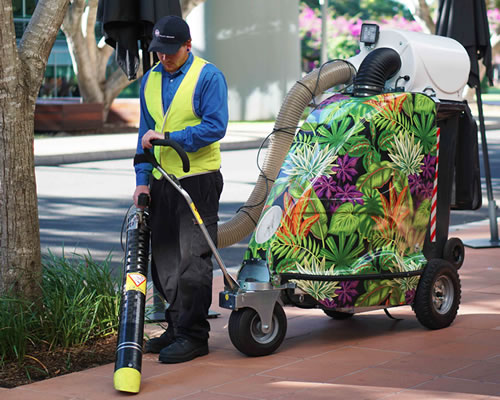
[{"xmin": 243, "ymin": 92, "xmax": 438, "ymax": 307}]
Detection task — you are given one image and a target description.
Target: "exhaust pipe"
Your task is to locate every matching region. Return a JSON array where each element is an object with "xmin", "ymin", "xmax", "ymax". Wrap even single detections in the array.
[{"xmin": 353, "ymin": 47, "xmax": 401, "ymax": 97}]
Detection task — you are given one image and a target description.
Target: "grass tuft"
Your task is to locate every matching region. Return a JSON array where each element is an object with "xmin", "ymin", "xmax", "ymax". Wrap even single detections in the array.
[{"xmin": 0, "ymin": 251, "xmax": 121, "ymax": 367}]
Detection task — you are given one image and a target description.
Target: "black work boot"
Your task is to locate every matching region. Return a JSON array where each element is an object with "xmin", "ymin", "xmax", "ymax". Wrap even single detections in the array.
[
  {"xmin": 144, "ymin": 330, "xmax": 175, "ymax": 354},
  {"xmin": 158, "ymin": 337, "xmax": 208, "ymax": 363}
]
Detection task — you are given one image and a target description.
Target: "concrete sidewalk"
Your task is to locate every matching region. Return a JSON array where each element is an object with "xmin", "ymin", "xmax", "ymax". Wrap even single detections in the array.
[
  {"xmin": 2, "ymin": 223, "xmax": 500, "ymax": 399},
  {"xmin": 34, "ymin": 122, "xmax": 276, "ymax": 166},
  {"xmin": 21, "ymin": 110, "xmax": 500, "ymax": 399}
]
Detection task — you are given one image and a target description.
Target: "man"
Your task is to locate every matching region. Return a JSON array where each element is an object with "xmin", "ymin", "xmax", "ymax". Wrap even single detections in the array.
[{"xmin": 133, "ymin": 15, "xmax": 228, "ymax": 364}]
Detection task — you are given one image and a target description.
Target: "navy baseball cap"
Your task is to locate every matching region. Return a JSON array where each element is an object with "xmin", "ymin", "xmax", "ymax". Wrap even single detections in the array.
[{"xmin": 149, "ymin": 15, "xmax": 191, "ymax": 55}]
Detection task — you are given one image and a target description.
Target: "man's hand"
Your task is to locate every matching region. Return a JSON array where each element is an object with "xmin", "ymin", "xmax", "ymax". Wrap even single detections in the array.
[
  {"xmin": 134, "ymin": 185, "xmax": 150, "ymax": 208},
  {"xmin": 141, "ymin": 129, "xmax": 165, "ymax": 149}
]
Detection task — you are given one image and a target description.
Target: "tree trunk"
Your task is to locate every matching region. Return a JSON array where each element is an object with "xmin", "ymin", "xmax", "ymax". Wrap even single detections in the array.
[
  {"xmin": 0, "ymin": 91, "xmax": 42, "ymax": 299},
  {"xmin": 61, "ymin": 0, "xmax": 134, "ymax": 122},
  {"xmin": 0, "ymin": 0, "xmax": 69, "ymax": 299},
  {"xmin": 61, "ymin": 0, "xmax": 139, "ymax": 122},
  {"xmin": 406, "ymin": 0, "xmax": 435, "ymax": 34}
]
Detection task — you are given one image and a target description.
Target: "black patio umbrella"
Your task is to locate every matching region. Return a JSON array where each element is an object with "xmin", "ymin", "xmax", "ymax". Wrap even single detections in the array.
[
  {"xmin": 436, "ymin": 0, "xmax": 493, "ymax": 87},
  {"xmin": 97, "ymin": 0, "xmax": 182, "ymax": 80},
  {"xmin": 436, "ymin": 0, "xmax": 499, "ymax": 247}
]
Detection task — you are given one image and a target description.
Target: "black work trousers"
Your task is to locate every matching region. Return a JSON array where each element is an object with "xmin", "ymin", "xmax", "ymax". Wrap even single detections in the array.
[{"xmin": 149, "ymin": 171, "xmax": 223, "ymax": 343}]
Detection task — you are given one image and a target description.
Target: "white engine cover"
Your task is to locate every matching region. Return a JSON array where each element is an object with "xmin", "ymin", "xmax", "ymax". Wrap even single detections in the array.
[{"xmin": 349, "ymin": 29, "xmax": 470, "ymax": 101}]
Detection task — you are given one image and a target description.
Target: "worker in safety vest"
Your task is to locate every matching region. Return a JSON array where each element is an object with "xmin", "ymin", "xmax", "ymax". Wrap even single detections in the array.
[{"xmin": 133, "ymin": 15, "xmax": 228, "ymax": 364}]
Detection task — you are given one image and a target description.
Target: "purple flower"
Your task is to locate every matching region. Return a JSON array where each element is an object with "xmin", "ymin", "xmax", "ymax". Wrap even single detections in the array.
[
  {"xmin": 334, "ymin": 183, "xmax": 364, "ymax": 206},
  {"xmin": 408, "ymin": 173, "xmax": 422, "ymax": 196},
  {"xmin": 379, "ymin": 15, "xmax": 423, "ymax": 32},
  {"xmin": 335, "ymin": 281, "xmax": 359, "ymax": 306},
  {"xmin": 418, "ymin": 180, "xmax": 434, "ymax": 199},
  {"xmin": 405, "ymin": 289, "xmax": 416, "ymax": 304},
  {"xmin": 421, "ymin": 155, "xmax": 436, "ymax": 180},
  {"xmin": 313, "ymin": 175, "xmax": 337, "ymax": 199},
  {"xmin": 318, "ymin": 94, "xmax": 349, "ymax": 109},
  {"xmin": 319, "ymin": 297, "xmax": 337, "ymax": 308},
  {"xmin": 332, "ymin": 154, "xmax": 359, "ymax": 183}
]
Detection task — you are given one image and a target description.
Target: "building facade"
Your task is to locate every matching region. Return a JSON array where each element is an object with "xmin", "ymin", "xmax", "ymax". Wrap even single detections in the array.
[
  {"xmin": 188, "ymin": 0, "xmax": 301, "ymax": 121},
  {"xmin": 16, "ymin": 0, "xmax": 301, "ymax": 121}
]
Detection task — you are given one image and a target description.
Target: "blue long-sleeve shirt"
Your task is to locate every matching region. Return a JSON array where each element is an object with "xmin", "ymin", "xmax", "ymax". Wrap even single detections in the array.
[{"xmin": 135, "ymin": 53, "xmax": 229, "ymax": 186}]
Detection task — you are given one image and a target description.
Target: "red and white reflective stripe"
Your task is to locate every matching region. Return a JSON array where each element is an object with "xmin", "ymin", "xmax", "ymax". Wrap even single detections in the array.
[{"xmin": 430, "ymin": 127, "xmax": 440, "ymax": 242}]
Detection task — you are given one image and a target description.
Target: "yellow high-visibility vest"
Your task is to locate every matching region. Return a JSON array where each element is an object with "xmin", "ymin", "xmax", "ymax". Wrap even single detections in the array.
[{"xmin": 144, "ymin": 56, "xmax": 221, "ymax": 179}]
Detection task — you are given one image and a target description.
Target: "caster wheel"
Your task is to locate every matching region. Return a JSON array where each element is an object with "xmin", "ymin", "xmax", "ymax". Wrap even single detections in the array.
[
  {"xmin": 323, "ymin": 309, "xmax": 354, "ymax": 319},
  {"xmin": 413, "ymin": 259, "xmax": 461, "ymax": 330},
  {"xmin": 228, "ymin": 303, "xmax": 287, "ymax": 356},
  {"xmin": 443, "ymin": 237, "xmax": 465, "ymax": 269}
]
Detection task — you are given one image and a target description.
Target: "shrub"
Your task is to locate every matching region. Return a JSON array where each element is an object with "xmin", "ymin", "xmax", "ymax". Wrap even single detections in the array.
[{"xmin": 0, "ymin": 252, "xmax": 121, "ymax": 366}]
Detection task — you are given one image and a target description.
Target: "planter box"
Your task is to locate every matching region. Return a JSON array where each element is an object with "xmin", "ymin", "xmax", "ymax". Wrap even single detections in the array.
[
  {"xmin": 35, "ymin": 98, "xmax": 103, "ymax": 132},
  {"xmin": 108, "ymin": 98, "xmax": 140, "ymax": 128}
]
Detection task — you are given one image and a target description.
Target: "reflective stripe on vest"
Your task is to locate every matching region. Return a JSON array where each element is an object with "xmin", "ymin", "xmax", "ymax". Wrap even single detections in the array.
[{"xmin": 144, "ymin": 56, "xmax": 221, "ymax": 179}]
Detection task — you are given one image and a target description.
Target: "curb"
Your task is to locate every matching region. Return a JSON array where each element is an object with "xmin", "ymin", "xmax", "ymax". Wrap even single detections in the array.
[{"xmin": 35, "ymin": 149, "xmax": 136, "ymax": 167}]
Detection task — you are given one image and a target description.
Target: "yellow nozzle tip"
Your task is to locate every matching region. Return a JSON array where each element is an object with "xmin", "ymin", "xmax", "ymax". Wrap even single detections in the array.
[{"xmin": 114, "ymin": 367, "xmax": 141, "ymax": 393}]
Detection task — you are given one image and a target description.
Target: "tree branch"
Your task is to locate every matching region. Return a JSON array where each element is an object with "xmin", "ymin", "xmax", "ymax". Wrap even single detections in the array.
[
  {"xmin": 97, "ymin": 38, "xmax": 114, "ymax": 80},
  {"xmin": 104, "ymin": 67, "xmax": 142, "ymax": 105},
  {"xmin": 18, "ymin": 0, "xmax": 70, "ymax": 94},
  {"xmin": 63, "ymin": 0, "xmax": 85, "ymax": 31},
  {"xmin": 402, "ymin": 0, "xmax": 435, "ymax": 34},
  {"xmin": 0, "ymin": 2, "xmax": 19, "ymax": 82},
  {"xmin": 416, "ymin": 0, "xmax": 435, "ymax": 33},
  {"xmin": 86, "ymin": 0, "xmax": 99, "ymax": 45},
  {"xmin": 180, "ymin": 0, "xmax": 206, "ymax": 17}
]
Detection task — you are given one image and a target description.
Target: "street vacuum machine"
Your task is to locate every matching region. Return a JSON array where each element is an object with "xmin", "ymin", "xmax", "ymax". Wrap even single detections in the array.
[
  {"xmin": 218, "ymin": 24, "xmax": 482, "ymax": 356},
  {"xmin": 114, "ymin": 23, "xmax": 483, "ymax": 393}
]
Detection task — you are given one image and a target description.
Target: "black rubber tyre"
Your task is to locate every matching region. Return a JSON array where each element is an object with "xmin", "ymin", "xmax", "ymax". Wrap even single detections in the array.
[
  {"xmin": 443, "ymin": 237, "xmax": 465, "ymax": 270},
  {"xmin": 228, "ymin": 303, "xmax": 287, "ymax": 356},
  {"xmin": 323, "ymin": 309, "xmax": 354, "ymax": 319},
  {"xmin": 413, "ymin": 259, "xmax": 461, "ymax": 330}
]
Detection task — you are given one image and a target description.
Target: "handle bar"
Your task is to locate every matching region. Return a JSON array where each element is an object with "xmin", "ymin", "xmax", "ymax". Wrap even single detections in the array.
[
  {"xmin": 137, "ymin": 193, "xmax": 150, "ymax": 208},
  {"xmin": 143, "ymin": 139, "xmax": 190, "ymax": 173}
]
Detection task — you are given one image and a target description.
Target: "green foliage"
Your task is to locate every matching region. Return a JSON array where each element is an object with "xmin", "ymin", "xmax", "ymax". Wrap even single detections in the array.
[
  {"xmin": 0, "ymin": 297, "xmax": 39, "ymax": 365},
  {"xmin": 299, "ymin": 0, "xmax": 418, "ymax": 71},
  {"xmin": 244, "ymin": 93, "xmax": 437, "ymax": 307},
  {"xmin": 289, "ymin": 183, "xmax": 329, "ymax": 241},
  {"xmin": 388, "ymin": 133, "xmax": 425, "ymax": 176},
  {"xmin": 291, "ymin": 258, "xmax": 341, "ymax": 299},
  {"xmin": 356, "ymin": 161, "xmax": 393, "ymax": 193},
  {"xmin": 368, "ymin": 94, "xmax": 413, "ymax": 137},
  {"xmin": 270, "ymin": 190, "xmax": 323, "ymax": 269},
  {"xmin": 301, "ymin": 0, "xmax": 413, "ymax": 20},
  {"xmin": 271, "ymin": 234, "xmax": 322, "ymax": 271},
  {"xmin": 354, "ymin": 279, "xmax": 404, "ymax": 307},
  {"xmin": 413, "ymin": 198, "xmax": 432, "ymax": 230},
  {"xmin": 0, "ymin": 252, "xmax": 121, "ymax": 366},
  {"xmin": 320, "ymin": 233, "xmax": 365, "ymax": 271},
  {"xmin": 41, "ymin": 252, "xmax": 120, "ymax": 348},
  {"xmin": 328, "ymin": 202, "xmax": 360, "ymax": 235},
  {"xmin": 412, "ymin": 113, "xmax": 438, "ymax": 155}
]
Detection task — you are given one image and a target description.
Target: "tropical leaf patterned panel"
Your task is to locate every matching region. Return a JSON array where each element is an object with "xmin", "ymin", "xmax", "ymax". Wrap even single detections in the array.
[{"xmin": 244, "ymin": 93, "xmax": 437, "ymax": 309}]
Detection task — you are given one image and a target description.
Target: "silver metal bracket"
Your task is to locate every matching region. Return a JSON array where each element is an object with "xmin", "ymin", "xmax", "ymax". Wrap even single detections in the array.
[{"xmin": 219, "ymin": 288, "xmax": 282, "ymax": 334}]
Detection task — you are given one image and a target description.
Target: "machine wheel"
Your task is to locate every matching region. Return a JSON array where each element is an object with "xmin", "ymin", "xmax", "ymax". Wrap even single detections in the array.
[
  {"xmin": 323, "ymin": 310, "xmax": 354, "ymax": 320},
  {"xmin": 413, "ymin": 259, "xmax": 461, "ymax": 330},
  {"xmin": 228, "ymin": 303, "xmax": 287, "ymax": 356},
  {"xmin": 443, "ymin": 237, "xmax": 465, "ymax": 269}
]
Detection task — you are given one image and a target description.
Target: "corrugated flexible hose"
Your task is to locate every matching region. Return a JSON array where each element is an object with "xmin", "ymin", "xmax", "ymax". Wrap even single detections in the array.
[{"xmin": 217, "ymin": 60, "xmax": 356, "ymax": 248}]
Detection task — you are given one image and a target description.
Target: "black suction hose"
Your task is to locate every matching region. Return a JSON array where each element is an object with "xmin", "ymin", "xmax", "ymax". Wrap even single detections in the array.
[{"xmin": 353, "ymin": 47, "xmax": 402, "ymax": 97}]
